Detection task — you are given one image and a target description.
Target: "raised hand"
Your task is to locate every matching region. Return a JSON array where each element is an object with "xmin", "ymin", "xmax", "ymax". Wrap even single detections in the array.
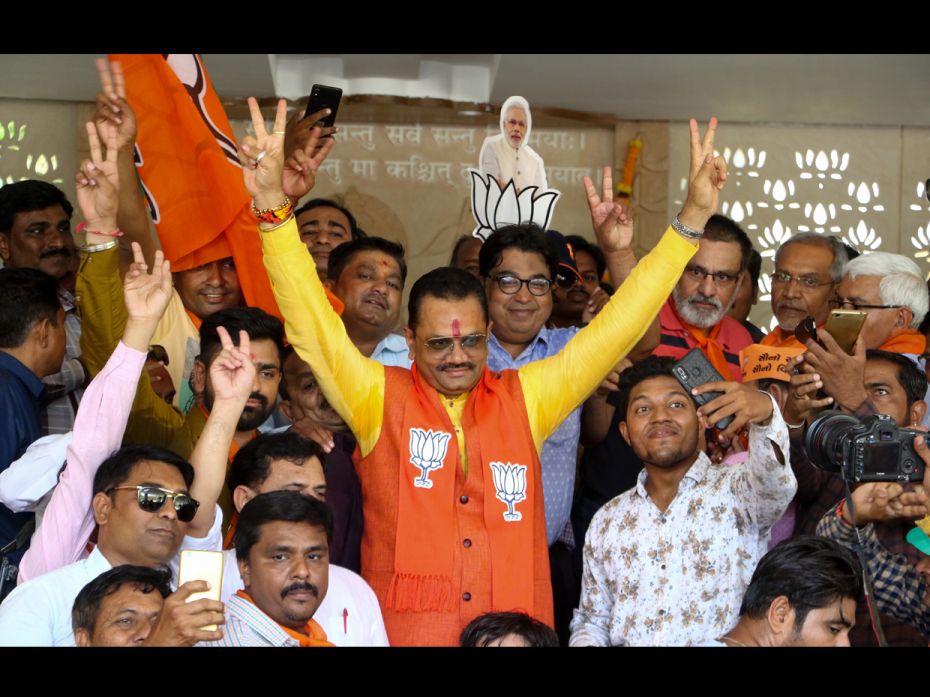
[
  {"xmin": 693, "ymin": 380, "xmax": 774, "ymax": 441},
  {"xmin": 582, "ymin": 286, "xmax": 611, "ymax": 324},
  {"xmin": 142, "ymin": 581, "xmax": 225, "ymax": 646},
  {"xmin": 282, "ymin": 124, "xmax": 336, "ymax": 201},
  {"xmin": 783, "ymin": 367, "xmax": 834, "ymax": 427},
  {"xmin": 209, "ymin": 326, "xmax": 256, "ymax": 404},
  {"xmin": 75, "ymin": 121, "xmax": 120, "ymax": 230},
  {"xmin": 680, "ymin": 117, "xmax": 728, "ymax": 231},
  {"xmin": 283, "ymin": 106, "xmax": 338, "ymax": 162},
  {"xmin": 123, "ymin": 241, "xmax": 172, "ymax": 324},
  {"xmin": 238, "ymin": 97, "xmax": 287, "ymax": 208},
  {"xmin": 93, "ymin": 58, "xmax": 137, "ymax": 152},
  {"xmin": 799, "ymin": 332, "xmax": 867, "ymax": 412},
  {"xmin": 583, "ymin": 166, "xmax": 633, "ymax": 254}
]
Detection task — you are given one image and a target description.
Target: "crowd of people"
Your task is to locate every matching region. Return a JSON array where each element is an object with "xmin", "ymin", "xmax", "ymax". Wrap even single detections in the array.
[{"xmin": 0, "ymin": 58, "xmax": 928, "ymax": 647}]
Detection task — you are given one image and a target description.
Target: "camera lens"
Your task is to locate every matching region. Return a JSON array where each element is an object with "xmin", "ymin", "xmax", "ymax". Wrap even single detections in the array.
[{"xmin": 805, "ymin": 410, "xmax": 861, "ymax": 473}]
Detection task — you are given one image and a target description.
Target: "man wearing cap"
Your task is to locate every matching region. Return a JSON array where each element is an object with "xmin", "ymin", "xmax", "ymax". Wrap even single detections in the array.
[{"xmin": 652, "ymin": 214, "xmax": 755, "ymax": 382}]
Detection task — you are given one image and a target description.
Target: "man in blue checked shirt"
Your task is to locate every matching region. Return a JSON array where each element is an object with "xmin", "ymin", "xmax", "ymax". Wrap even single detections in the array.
[{"xmin": 817, "ymin": 436, "xmax": 930, "ymax": 638}]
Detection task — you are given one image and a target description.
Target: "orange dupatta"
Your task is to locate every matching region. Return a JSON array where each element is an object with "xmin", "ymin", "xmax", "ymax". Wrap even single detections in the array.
[
  {"xmin": 879, "ymin": 328, "xmax": 927, "ymax": 355},
  {"xmin": 668, "ymin": 302, "xmax": 733, "ymax": 380}
]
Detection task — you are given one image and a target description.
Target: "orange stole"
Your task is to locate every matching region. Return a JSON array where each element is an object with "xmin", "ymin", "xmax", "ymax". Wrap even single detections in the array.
[
  {"xmin": 355, "ymin": 366, "xmax": 553, "ymax": 647},
  {"xmin": 761, "ymin": 326, "xmax": 809, "ymax": 351},
  {"xmin": 879, "ymin": 328, "xmax": 927, "ymax": 356},
  {"xmin": 234, "ymin": 591, "xmax": 333, "ymax": 646},
  {"xmin": 113, "ymin": 54, "xmax": 280, "ymax": 320}
]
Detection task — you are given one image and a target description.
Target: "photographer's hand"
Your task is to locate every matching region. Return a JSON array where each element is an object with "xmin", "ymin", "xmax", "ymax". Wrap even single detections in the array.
[{"xmin": 843, "ymin": 435, "xmax": 930, "ymax": 525}]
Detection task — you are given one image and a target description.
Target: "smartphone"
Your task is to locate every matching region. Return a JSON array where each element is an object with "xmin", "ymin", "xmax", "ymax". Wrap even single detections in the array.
[
  {"xmin": 671, "ymin": 349, "xmax": 735, "ymax": 431},
  {"xmin": 823, "ymin": 309, "xmax": 867, "ymax": 354},
  {"xmin": 304, "ymin": 84, "xmax": 342, "ymax": 127},
  {"xmin": 793, "ymin": 315, "xmax": 823, "ymax": 349},
  {"xmin": 178, "ymin": 550, "xmax": 224, "ymax": 631}
]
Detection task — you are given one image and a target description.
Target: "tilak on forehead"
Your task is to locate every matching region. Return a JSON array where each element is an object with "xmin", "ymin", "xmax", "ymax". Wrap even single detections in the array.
[{"xmin": 451, "ymin": 319, "xmax": 461, "ymax": 337}]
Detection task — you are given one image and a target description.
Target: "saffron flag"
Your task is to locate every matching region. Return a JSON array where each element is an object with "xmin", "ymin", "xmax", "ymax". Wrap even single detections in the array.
[{"xmin": 111, "ymin": 54, "xmax": 343, "ymax": 320}]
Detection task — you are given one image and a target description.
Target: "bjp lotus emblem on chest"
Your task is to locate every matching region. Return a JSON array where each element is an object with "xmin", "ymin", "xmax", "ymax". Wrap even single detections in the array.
[
  {"xmin": 490, "ymin": 462, "xmax": 527, "ymax": 522},
  {"xmin": 408, "ymin": 428, "xmax": 452, "ymax": 488}
]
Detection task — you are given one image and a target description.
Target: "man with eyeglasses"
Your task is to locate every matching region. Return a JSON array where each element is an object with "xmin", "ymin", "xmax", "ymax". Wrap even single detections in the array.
[
  {"xmin": 652, "ymin": 214, "xmax": 754, "ymax": 382},
  {"xmin": 0, "ymin": 244, "xmax": 260, "ymax": 645},
  {"xmin": 761, "ymin": 233, "xmax": 849, "ymax": 350},
  {"xmin": 479, "ymin": 214, "xmax": 658, "ymax": 644},
  {"xmin": 241, "ymin": 101, "xmax": 727, "ymax": 645}
]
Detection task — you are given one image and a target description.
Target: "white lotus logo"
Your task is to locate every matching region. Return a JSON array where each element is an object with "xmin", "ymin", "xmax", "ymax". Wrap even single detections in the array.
[
  {"xmin": 490, "ymin": 462, "xmax": 527, "ymax": 522},
  {"xmin": 469, "ymin": 169, "xmax": 560, "ymax": 241},
  {"xmin": 408, "ymin": 428, "xmax": 451, "ymax": 489}
]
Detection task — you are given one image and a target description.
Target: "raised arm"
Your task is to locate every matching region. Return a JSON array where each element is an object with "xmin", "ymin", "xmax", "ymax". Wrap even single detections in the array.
[
  {"xmin": 520, "ymin": 119, "xmax": 728, "ymax": 446},
  {"xmin": 92, "ymin": 58, "xmax": 157, "ymax": 269},
  {"xmin": 76, "ymin": 122, "xmax": 184, "ymax": 447},
  {"xmin": 240, "ymin": 98, "xmax": 385, "ymax": 455},
  {"xmin": 186, "ymin": 327, "xmax": 254, "ymax": 538},
  {"xmin": 20, "ymin": 221, "xmax": 174, "ymax": 581}
]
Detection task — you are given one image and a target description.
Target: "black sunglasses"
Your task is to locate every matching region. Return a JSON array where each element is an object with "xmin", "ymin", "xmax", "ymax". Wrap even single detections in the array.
[{"xmin": 107, "ymin": 485, "xmax": 200, "ymax": 523}]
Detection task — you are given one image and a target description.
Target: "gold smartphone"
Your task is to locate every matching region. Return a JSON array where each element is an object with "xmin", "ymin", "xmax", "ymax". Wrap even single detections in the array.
[
  {"xmin": 823, "ymin": 309, "xmax": 868, "ymax": 354},
  {"xmin": 178, "ymin": 550, "xmax": 224, "ymax": 631}
]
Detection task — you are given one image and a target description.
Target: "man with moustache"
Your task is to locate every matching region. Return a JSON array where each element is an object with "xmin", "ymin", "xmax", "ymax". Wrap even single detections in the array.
[
  {"xmin": 0, "ymin": 180, "xmax": 85, "ymax": 435},
  {"xmin": 202, "ymin": 490, "xmax": 334, "ymax": 647},
  {"xmin": 653, "ymin": 214, "xmax": 754, "ymax": 382},
  {"xmin": 295, "ymin": 198, "xmax": 363, "ymax": 282},
  {"xmin": 242, "ymin": 99, "xmax": 726, "ymax": 645},
  {"xmin": 761, "ymin": 233, "xmax": 849, "ymax": 350}
]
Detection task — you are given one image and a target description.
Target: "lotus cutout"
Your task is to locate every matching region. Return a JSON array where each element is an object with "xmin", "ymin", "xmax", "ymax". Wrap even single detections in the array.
[
  {"xmin": 409, "ymin": 428, "xmax": 451, "ymax": 489},
  {"xmin": 469, "ymin": 169, "xmax": 560, "ymax": 241},
  {"xmin": 490, "ymin": 462, "xmax": 527, "ymax": 522}
]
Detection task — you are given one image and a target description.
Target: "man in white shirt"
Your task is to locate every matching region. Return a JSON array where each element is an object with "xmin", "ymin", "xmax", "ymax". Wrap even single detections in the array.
[
  {"xmin": 570, "ymin": 355, "xmax": 796, "ymax": 646},
  {"xmin": 224, "ymin": 430, "xmax": 389, "ymax": 646},
  {"xmin": 0, "ymin": 445, "xmax": 224, "ymax": 646}
]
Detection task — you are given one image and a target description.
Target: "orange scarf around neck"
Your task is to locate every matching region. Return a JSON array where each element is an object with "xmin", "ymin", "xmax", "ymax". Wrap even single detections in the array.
[
  {"xmin": 669, "ymin": 301, "xmax": 733, "ymax": 380},
  {"xmin": 235, "ymin": 590, "xmax": 333, "ymax": 646},
  {"xmin": 761, "ymin": 326, "xmax": 809, "ymax": 351},
  {"xmin": 390, "ymin": 364, "xmax": 537, "ymax": 615},
  {"xmin": 879, "ymin": 328, "xmax": 927, "ymax": 356}
]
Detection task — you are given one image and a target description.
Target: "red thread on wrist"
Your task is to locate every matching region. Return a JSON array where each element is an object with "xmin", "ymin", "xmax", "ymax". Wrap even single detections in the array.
[{"xmin": 76, "ymin": 221, "xmax": 124, "ymax": 238}]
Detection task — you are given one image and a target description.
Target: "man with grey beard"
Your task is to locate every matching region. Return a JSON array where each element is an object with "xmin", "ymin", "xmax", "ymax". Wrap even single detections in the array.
[{"xmin": 652, "ymin": 215, "xmax": 755, "ymax": 382}]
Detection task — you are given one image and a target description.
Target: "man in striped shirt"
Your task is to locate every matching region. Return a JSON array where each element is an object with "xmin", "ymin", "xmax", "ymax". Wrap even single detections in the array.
[{"xmin": 203, "ymin": 491, "xmax": 334, "ymax": 647}]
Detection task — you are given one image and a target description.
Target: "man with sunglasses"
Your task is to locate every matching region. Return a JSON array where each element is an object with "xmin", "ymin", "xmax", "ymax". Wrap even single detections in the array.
[
  {"xmin": 0, "ymin": 244, "xmax": 257, "ymax": 645},
  {"xmin": 240, "ymin": 100, "xmax": 726, "ymax": 645},
  {"xmin": 652, "ymin": 214, "xmax": 754, "ymax": 382}
]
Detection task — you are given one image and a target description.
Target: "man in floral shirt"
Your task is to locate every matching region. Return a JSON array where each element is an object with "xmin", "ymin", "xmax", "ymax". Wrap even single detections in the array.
[{"xmin": 570, "ymin": 355, "xmax": 795, "ymax": 646}]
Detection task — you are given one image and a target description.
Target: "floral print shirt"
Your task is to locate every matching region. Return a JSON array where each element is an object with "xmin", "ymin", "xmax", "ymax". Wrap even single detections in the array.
[{"xmin": 570, "ymin": 396, "xmax": 795, "ymax": 646}]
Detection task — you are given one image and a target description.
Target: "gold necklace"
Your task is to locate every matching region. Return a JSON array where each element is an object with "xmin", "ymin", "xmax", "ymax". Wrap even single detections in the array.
[{"xmin": 719, "ymin": 635, "xmax": 749, "ymax": 647}]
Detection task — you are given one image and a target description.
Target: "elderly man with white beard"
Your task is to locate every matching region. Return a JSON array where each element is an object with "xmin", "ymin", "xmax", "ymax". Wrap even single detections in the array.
[
  {"xmin": 651, "ymin": 214, "xmax": 755, "ymax": 382},
  {"xmin": 479, "ymin": 96, "xmax": 548, "ymax": 193}
]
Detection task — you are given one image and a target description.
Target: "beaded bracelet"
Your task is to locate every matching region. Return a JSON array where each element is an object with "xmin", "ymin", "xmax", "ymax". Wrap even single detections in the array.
[{"xmin": 252, "ymin": 197, "xmax": 294, "ymax": 225}]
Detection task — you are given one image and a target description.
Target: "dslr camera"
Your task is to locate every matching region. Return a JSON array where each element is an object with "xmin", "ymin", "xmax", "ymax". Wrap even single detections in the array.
[{"xmin": 805, "ymin": 409, "xmax": 925, "ymax": 483}]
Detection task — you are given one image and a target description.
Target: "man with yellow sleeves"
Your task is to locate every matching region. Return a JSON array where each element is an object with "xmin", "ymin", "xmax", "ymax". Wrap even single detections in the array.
[{"xmin": 239, "ymin": 101, "xmax": 728, "ymax": 646}]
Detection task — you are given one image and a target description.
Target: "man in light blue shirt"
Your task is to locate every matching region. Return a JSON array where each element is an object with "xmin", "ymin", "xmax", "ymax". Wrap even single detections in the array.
[{"xmin": 325, "ymin": 236, "xmax": 411, "ymax": 369}]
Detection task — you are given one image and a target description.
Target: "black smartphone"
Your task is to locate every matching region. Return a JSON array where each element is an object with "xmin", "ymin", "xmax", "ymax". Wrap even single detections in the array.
[
  {"xmin": 304, "ymin": 84, "xmax": 342, "ymax": 127},
  {"xmin": 671, "ymin": 349, "xmax": 735, "ymax": 430}
]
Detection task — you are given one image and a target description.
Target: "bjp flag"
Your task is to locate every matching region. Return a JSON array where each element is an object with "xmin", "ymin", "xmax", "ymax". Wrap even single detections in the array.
[{"xmin": 112, "ymin": 54, "xmax": 343, "ymax": 320}]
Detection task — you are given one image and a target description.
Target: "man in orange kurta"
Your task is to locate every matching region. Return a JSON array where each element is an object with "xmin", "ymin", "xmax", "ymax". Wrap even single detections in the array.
[{"xmin": 243, "ymin": 101, "xmax": 726, "ymax": 645}]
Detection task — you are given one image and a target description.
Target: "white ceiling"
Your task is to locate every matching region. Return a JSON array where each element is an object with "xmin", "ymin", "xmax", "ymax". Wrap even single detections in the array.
[{"xmin": 0, "ymin": 54, "xmax": 927, "ymax": 128}]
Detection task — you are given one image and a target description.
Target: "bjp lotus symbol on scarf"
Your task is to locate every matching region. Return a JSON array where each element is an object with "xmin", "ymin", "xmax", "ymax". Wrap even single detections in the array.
[
  {"xmin": 409, "ymin": 428, "xmax": 452, "ymax": 489},
  {"xmin": 490, "ymin": 462, "xmax": 527, "ymax": 522}
]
